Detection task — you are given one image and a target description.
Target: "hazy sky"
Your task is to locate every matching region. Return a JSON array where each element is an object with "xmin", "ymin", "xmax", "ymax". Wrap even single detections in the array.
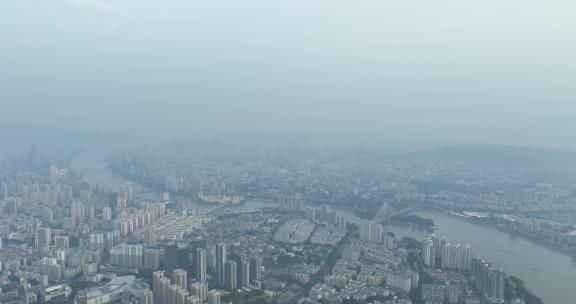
[{"xmin": 1, "ymin": 0, "xmax": 575, "ymax": 148}]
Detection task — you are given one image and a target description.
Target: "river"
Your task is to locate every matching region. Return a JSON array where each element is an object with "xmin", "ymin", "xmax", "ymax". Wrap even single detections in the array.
[
  {"xmin": 70, "ymin": 146, "xmax": 574, "ymax": 303},
  {"xmin": 68, "ymin": 143, "xmax": 273, "ymax": 210},
  {"xmin": 381, "ymin": 212, "xmax": 576, "ymax": 304},
  {"xmin": 69, "ymin": 143, "xmax": 156, "ymax": 198}
]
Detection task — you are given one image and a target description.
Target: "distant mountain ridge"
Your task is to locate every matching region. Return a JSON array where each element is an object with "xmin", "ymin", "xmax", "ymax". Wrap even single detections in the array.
[{"xmin": 397, "ymin": 144, "xmax": 576, "ymax": 168}]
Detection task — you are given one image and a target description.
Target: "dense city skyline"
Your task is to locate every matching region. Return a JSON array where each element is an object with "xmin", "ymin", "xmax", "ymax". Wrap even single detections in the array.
[{"xmin": 1, "ymin": 139, "xmax": 575, "ymax": 303}]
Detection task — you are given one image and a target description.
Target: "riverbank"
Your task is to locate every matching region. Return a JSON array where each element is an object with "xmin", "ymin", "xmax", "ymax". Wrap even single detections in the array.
[
  {"xmin": 383, "ymin": 210, "xmax": 576, "ymax": 304},
  {"xmin": 440, "ymin": 209, "xmax": 576, "ymax": 259},
  {"xmin": 507, "ymin": 276, "xmax": 544, "ymax": 304}
]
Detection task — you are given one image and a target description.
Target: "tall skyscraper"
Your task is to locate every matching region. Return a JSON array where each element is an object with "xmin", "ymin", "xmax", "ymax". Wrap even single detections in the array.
[
  {"xmin": 471, "ymin": 258, "xmax": 506, "ymax": 303},
  {"xmin": 225, "ymin": 261, "xmax": 237, "ymax": 291},
  {"xmin": 153, "ymin": 271, "xmax": 169, "ymax": 304},
  {"xmin": 138, "ymin": 290, "xmax": 154, "ymax": 304},
  {"xmin": 172, "ymin": 269, "xmax": 188, "ymax": 290},
  {"xmin": 162, "ymin": 192, "xmax": 170, "ymax": 202},
  {"xmin": 144, "ymin": 248, "xmax": 162, "ymax": 270},
  {"xmin": 422, "ymin": 237, "xmax": 435, "ymax": 267},
  {"xmin": 139, "ymin": 289, "xmax": 154, "ymax": 304},
  {"xmin": 44, "ymin": 207, "xmax": 54, "ymax": 222},
  {"xmin": 216, "ymin": 243, "xmax": 227, "ymax": 286},
  {"xmin": 145, "ymin": 230, "xmax": 157, "ymax": 247},
  {"xmin": 494, "ymin": 269, "xmax": 506, "ymax": 301},
  {"xmin": 360, "ymin": 222, "xmax": 383, "ymax": 244},
  {"xmin": 71, "ymin": 201, "xmax": 84, "ymax": 219},
  {"xmin": 455, "ymin": 244, "xmax": 473, "ymax": 271},
  {"xmin": 195, "ymin": 248, "xmax": 207, "ymax": 282},
  {"xmin": 126, "ymin": 184, "xmax": 134, "ymax": 201},
  {"xmin": 360, "ymin": 222, "xmax": 373, "ymax": 243},
  {"xmin": 207, "ymin": 290, "xmax": 220, "ymax": 304},
  {"xmin": 35, "ymin": 227, "xmax": 51, "ymax": 249},
  {"xmin": 190, "ymin": 282, "xmax": 208, "ymax": 302},
  {"xmin": 110, "ymin": 243, "xmax": 144, "ymax": 269},
  {"xmin": 89, "ymin": 232, "xmax": 105, "ymax": 252},
  {"xmin": 250, "ymin": 256, "xmax": 262, "ymax": 283},
  {"xmin": 336, "ymin": 216, "xmax": 347, "ymax": 231},
  {"xmin": 0, "ymin": 182, "xmax": 7, "ymax": 200},
  {"xmin": 464, "ymin": 245, "xmax": 473, "ymax": 271},
  {"xmin": 433, "ymin": 236, "xmax": 447, "ymax": 260},
  {"xmin": 439, "ymin": 242, "xmax": 472, "ymax": 271},
  {"xmin": 442, "ymin": 243, "xmax": 457, "ymax": 269},
  {"xmin": 154, "ymin": 270, "xmax": 200, "ymax": 304},
  {"xmin": 239, "ymin": 258, "xmax": 251, "ymax": 288},
  {"xmin": 102, "ymin": 207, "xmax": 112, "ymax": 221},
  {"xmin": 49, "ymin": 165, "xmax": 59, "ymax": 183},
  {"xmin": 173, "ymin": 285, "xmax": 188, "ymax": 304}
]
